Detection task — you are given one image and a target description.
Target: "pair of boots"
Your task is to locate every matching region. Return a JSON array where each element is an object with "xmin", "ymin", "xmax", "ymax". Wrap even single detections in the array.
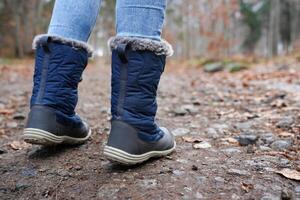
[{"xmin": 23, "ymin": 36, "xmax": 176, "ymax": 165}]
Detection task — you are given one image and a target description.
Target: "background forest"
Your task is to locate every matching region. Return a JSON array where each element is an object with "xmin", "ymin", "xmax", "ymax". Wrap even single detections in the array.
[{"xmin": 1, "ymin": 0, "xmax": 300, "ymax": 59}]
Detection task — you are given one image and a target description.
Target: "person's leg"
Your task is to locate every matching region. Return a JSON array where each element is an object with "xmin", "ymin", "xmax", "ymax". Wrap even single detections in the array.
[
  {"xmin": 23, "ymin": 0, "xmax": 102, "ymax": 145},
  {"xmin": 48, "ymin": 0, "xmax": 101, "ymax": 42},
  {"xmin": 104, "ymin": 0, "xmax": 175, "ymax": 165},
  {"xmin": 116, "ymin": 0, "xmax": 166, "ymax": 40}
]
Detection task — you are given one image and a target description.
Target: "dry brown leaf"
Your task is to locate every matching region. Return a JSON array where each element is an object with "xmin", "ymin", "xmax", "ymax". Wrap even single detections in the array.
[
  {"xmin": 278, "ymin": 132, "xmax": 295, "ymax": 138},
  {"xmin": 9, "ymin": 141, "xmax": 31, "ymax": 150},
  {"xmin": 276, "ymin": 168, "xmax": 300, "ymax": 181},
  {"xmin": 193, "ymin": 141, "xmax": 212, "ymax": 149},
  {"xmin": 221, "ymin": 137, "xmax": 239, "ymax": 144},
  {"xmin": 241, "ymin": 182, "xmax": 254, "ymax": 193},
  {"xmin": 0, "ymin": 108, "xmax": 14, "ymax": 115},
  {"xmin": 182, "ymin": 136, "xmax": 204, "ymax": 143}
]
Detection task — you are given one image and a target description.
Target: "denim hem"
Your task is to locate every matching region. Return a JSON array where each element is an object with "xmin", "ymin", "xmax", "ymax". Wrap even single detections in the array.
[
  {"xmin": 32, "ymin": 34, "xmax": 93, "ymax": 57},
  {"xmin": 108, "ymin": 36, "xmax": 174, "ymax": 57}
]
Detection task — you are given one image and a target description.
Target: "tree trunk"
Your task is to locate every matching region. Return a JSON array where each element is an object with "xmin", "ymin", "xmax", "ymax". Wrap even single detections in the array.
[
  {"xmin": 268, "ymin": 0, "xmax": 280, "ymax": 57},
  {"xmin": 13, "ymin": 0, "xmax": 24, "ymax": 58}
]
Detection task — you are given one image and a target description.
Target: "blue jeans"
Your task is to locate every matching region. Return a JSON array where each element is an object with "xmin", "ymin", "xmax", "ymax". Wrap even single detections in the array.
[{"xmin": 48, "ymin": 0, "xmax": 166, "ymax": 42}]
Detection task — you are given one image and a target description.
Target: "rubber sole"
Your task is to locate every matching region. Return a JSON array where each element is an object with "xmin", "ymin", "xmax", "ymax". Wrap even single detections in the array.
[
  {"xmin": 103, "ymin": 142, "xmax": 176, "ymax": 165},
  {"xmin": 23, "ymin": 128, "xmax": 91, "ymax": 145}
]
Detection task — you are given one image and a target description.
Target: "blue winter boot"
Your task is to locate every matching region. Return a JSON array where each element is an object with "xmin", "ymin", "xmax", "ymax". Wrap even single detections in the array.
[
  {"xmin": 104, "ymin": 37, "xmax": 176, "ymax": 165},
  {"xmin": 23, "ymin": 35, "xmax": 92, "ymax": 145}
]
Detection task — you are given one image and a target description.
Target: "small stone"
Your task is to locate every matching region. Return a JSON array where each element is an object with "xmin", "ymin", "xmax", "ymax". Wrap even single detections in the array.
[
  {"xmin": 231, "ymin": 193, "xmax": 241, "ymax": 200},
  {"xmin": 173, "ymin": 107, "xmax": 188, "ymax": 116},
  {"xmin": 294, "ymin": 185, "xmax": 300, "ymax": 193},
  {"xmin": 227, "ymin": 169, "xmax": 250, "ymax": 176},
  {"xmin": 276, "ymin": 117, "xmax": 294, "ymax": 129},
  {"xmin": 176, "ymin": 159, "xmax": 189, "ymax": 164},
  {"xmin": 214, "ymin": 177, "xmax": 225, "ymax": 183},
  {"xmin": 259, "ymin": 146, "xmax": 272, "ymax": 152},
  {"xmin": 271, "ymin": 185, "xmax": 282, "ymax": 191},
  {"xmin": 260, "ymin": 133, "xmax": 276, "ymax": 144},
  {"xmin": 235, "ymin": 134, "xmax": 258, "ymax": 146},
  {"xmin": 172, "ymin": 128, "xmax": 190, "ymax": 137},
  {"xmin": 15, "ymin": 182, "xmax": 31, "ymax": 191},
  {"xmin": 141, "ymin": 179, "xmax": 158, "ymax": 189},
  {"xmin": 6, "ymin": 121, "xmax": 18, "ymax": 128},
  {"xmin": 182, "ymin": 105, "xmax": 199, "ymax": 114},
  {"xmin": 277, "ymin": 158, "xmax": 291, "ymax": 168},
  {"xmin": 212, "ymin": 123, "xmax": 230, "ymax": 135},
  {"xmin": 205, "ymin": 128, "xmax": 219, "ymax": 139},
  {"xmin": 221, "ymin": 148, "xmax": 241, "ymax": 155},
  {"xmin": 191, "ymin": 165, "xmax": 198, "ymax": 171},
  {"xmin": 196, "ymin": 176, "xmax": 206, "ymax": 184},
  {"xmin": 74, "ymin": 165, "xmax": 82, "ymax": 171},
  {"xmin": 38, "ymin": 168, "xmax": 47, "ymax": 172},
  {"xmin": 13, "ymin": 113, "xmax": 26, "ymax": 120},
  {"xmin": 234, "ymin": 122, "xmax": 253, "ymax": 131},
  {"xmin": 172, "ymin": 170, "xmax": 185, "ymax": 176},
  {"xmin": 99, "ymin": 107, "xmax": 108, "ymax": 114},
  {"xmin": 261, "ymin": 193, "xmax": 280, "ymax": 200},
  {"xmin": 58, "ymin": 170, "xmax": 70, "ymax": 177},
  {"xmin": 270, "ymin": 140, "xmax": 292, "ymax": 151},
  {"xmin": 193, "ymin": 141, "xmax": 212, "ymax": 149},
  {"xmin": 246, "ymin": 145, "xmax": 255, "ymax": 153},
  {"xmin": 244, "ymin": 160, "xmax": 268, "ymax": 170},
  {"xmin": 190, "ymin": 123, "xmax": 200, "ymax": 129}
]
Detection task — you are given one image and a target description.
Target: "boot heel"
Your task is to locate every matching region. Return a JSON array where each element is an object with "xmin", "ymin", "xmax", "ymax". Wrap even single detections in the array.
[
  {"xmin": 23, "ymin": 128, "xmax": 63, "ymax": 145},
  {"xmin": 23, "ymin": 128, "xmax": 92, "ymax": 145},
  {"xmin": 103, "ymin": 143, "xmax": 176, "ymax": 165}
]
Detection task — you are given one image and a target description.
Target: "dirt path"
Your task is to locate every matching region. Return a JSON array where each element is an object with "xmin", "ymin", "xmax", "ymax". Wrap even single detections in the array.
[{"xmin": 0, "ymin": 58, "xmax": 299, "ymax": 200}]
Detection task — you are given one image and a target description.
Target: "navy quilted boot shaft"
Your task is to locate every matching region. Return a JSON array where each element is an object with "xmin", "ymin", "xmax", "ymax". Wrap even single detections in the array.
[
  {"xmin": 111, "ymin": 44, "xmax": 166, "ymax": 141},
  {"xmin": 30, "ymin": 38, "xmax": 88, "ymax": 114},
  {"xmin": 23, "ymin": 37, "xmax": 91, "ymax": 145}
]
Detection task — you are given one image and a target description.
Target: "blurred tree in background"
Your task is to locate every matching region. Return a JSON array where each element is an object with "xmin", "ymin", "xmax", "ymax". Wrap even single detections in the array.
[
  {"xmin": 1, "ymin": 0, "xmax": 300, "ymax": 59},
  {"xmin": 0, "ymin": 0, "xmax": 54, "ymax": 58}
]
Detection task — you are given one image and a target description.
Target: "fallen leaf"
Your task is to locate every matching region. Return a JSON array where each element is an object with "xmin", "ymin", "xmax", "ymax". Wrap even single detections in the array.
[
  {"xmin": 276, "ymin": 168, "xmax": 300, "ymax": 181},
  {"xmin": 278, "ymin": 132, "xmax": 295, "ymax": 138},
  {"xmin": 182, "ymin": 136, "xmax": 204, "ymax": 143},
  {"xmin": 0, "ymin": 108, "xmax": 14, "ymax": 115},
  {"xmin": 9, "ymin": 141, "xmax": 31, "ymax": 150},
  {"xmin": 221, "ymin": 137, "xmax": 239, "ymax": 144},
  {"xmin": 241, "ymin": 182, "xmax": 254, "ymax": 193},
  {"xmin": 193, "ymin": 141, "xmax": 212, "ymax": 149}
]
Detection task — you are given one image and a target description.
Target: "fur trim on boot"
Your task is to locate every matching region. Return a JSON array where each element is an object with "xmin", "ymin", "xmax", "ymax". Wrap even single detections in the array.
[
  {"xmin": 32, "ymin": 34, "xmax": 93, "ymax": 56},
  {"xmin": 108, "ymin": 36, "xmax": 173, "ymax": 57}
]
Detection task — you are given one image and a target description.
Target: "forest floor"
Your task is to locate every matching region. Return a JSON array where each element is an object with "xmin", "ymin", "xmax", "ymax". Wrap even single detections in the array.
[{"xmin": 0, "ymin": 57, "xmax": 299, "ymax": 200}]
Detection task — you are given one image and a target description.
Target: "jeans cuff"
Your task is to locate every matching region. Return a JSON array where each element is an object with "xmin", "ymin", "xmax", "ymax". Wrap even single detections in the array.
[
  {"xmin": 32, "ymin": 34, "xmax": 93, "ymax": 57},
  {"xmin": 108, "ymin": 36, "xmax": 174, "ymax": 57}
]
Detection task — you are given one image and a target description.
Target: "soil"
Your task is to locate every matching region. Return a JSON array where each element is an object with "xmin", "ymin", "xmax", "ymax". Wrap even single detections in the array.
[{"xmin": 0, "ymin": 58, "xmax": 299, "ymax": 200}]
